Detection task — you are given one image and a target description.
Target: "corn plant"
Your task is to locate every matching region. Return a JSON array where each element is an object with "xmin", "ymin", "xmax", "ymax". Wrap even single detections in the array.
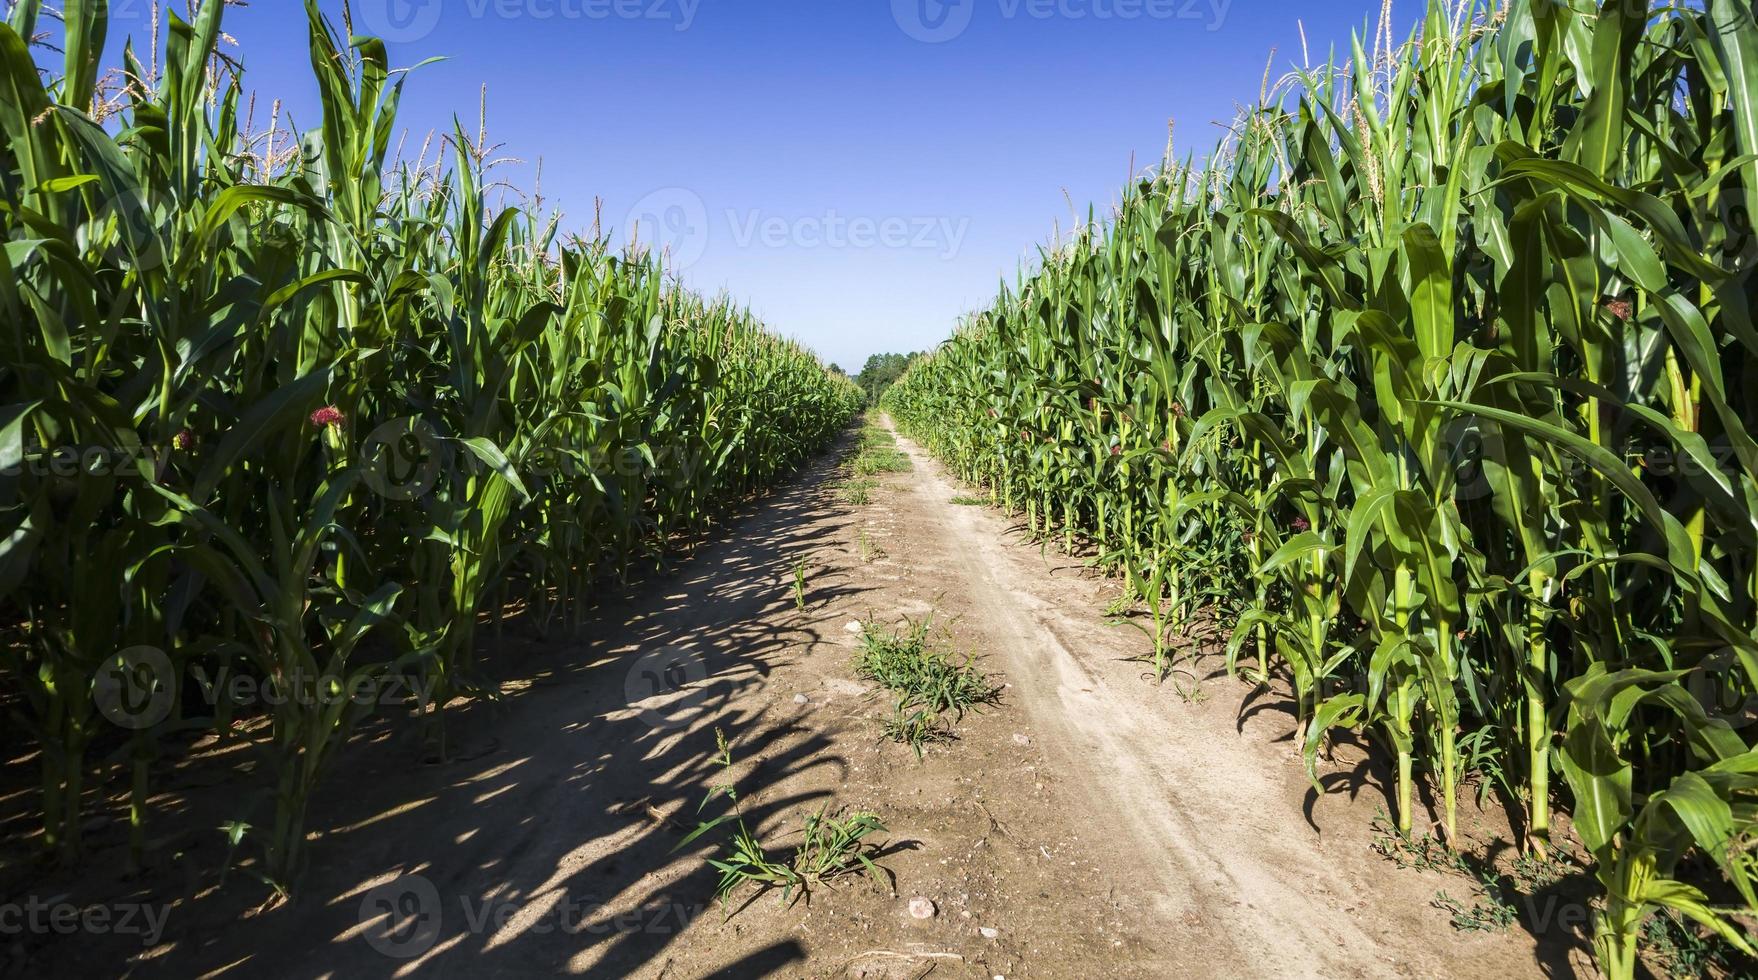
[
  {"xmin": 885, "ymin": 1, "xmax": 1758, "ymax": 972},
  {"xmin": 0, "ymin": 0, "xmax": 860, "ymax": 888}
]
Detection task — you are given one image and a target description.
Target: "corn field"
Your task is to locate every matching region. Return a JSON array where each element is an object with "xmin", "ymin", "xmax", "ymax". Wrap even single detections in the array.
[
  {"xmin": 885, "ymin": 1, "xmax": 1758, "ymax": 974},
  {"xmin": 0, "ymin": 0, "xmax": 859, "ymax": 889}
]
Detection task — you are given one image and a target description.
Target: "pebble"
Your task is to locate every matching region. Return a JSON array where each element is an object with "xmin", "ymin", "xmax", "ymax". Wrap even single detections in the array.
[
  {"xmin": 793, "ymin": 693, "xmax": 809, "ymax": 704},
  {"xmin": 1012, "ymin": 733, "xmax": 1031, "ymax": 746},
  {"xmin": 844, "ymin": 620, "xmax": 864, "ymax": 634},
  {"xmin": 907, "ymin": 897, "xmax": 936, "ymax": 919},
  {"xmin": 979, "ymin": 926, "xmax": 999, "ymax": 939}
]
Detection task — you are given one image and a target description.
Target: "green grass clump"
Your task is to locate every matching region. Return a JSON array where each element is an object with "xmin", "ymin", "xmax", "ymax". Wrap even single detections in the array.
[
  {"xmin": 791, "ymin": 556, "xmax": 810, "ymax": 610},
  {"xmin": 854, "ymin": 619, "xmax": 999, "ymax": 757},
  {"xmin": 858, "ymin": 422, "xmax": 898, "ymax": 448},
  {"xmin": 678, "ymin": 730, "xmax": 892, "ymax": 911},
  {"xmin": 838, "ymin": 478, "xmax": 876, "ymax": 506},
  {"xmin": 857, "ymin": 530, "xmax": 886, "ymax": 562},
  {"xmin": 1643, "ymin": 909, "xmax": 1757, "ymax": 980},
  {"xmin": 847, "ymin": 416, "xmax": 912, "ymax": 475},
  {"xmin": 834, "ymin": 416, "xmax": 911, "ymax": 506},
  {"xmin": 853, "ymin": 448, "xmax": 912, "ymax": 476}
]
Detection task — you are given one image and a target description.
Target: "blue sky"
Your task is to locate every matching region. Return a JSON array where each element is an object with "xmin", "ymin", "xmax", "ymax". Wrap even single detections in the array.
[{"xmin": 85, "ymin": 0, "xmax": 1408, "ymax": 371}]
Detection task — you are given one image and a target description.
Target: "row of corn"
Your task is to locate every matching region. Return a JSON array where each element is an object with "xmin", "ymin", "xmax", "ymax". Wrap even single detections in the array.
[
  {"xmin": 0, "ymin": 1, "xmax": 861, "ymax": 887},
  {"xmin": 885, "ymin": 1, "xmax": 1758, "ymax": 974}
]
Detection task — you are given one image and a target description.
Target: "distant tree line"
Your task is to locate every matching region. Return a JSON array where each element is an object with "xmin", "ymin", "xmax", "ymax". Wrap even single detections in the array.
[{"xmin": 853, "ymin": 352, "xmax": 923, "ymax": 405}]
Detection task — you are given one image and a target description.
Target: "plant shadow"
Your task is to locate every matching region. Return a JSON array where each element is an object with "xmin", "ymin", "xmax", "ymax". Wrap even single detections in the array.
[{"xmin": 2, "ymin": 442, "xmax": 878, "ymax": 978}]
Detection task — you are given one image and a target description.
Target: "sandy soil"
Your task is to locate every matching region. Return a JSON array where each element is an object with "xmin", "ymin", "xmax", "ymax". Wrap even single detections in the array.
[{"xmin": 2, "ymin": 421, "xmax": 1586, "ymax": 979}]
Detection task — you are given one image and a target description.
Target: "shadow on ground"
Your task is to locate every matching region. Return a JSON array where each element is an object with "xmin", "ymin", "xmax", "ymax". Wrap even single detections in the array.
[{"xmin": 4, "ymin": 444, "xmax": 871, "ymax": 979}]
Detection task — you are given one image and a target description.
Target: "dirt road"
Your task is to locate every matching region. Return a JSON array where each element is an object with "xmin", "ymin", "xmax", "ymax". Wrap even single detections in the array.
[
  {"xmin": 880, "ymin": 423, "xmax": 1569, "ymax": 979},
  {"xmin": 18, "ymin": 422, "xmax": 1574, "ymax": 979}
]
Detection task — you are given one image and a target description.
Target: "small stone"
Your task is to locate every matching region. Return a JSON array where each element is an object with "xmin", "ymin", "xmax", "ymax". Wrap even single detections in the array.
[
  {"xmin": 1012, "ymin": 733, "xmax": 1031, "ymax": 746},
  {"xmin": 793, "ymin": 693, "xmax": 809, "ymax": 704},
  {"xmin": 908, "ymin": 897, "xmax": 936, "ymax": 919},
  {"xmin": 979, "ymin": 926, "xmax": 999, "ymax": 939},
  {"xmin": 844, "ymin": 620, "xmax": 864, "ymax": 634}
]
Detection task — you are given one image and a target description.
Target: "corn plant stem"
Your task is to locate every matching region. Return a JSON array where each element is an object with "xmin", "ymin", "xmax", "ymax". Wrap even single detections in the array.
[
  {"xmin": 1394, "ymin": 562, "xmax": 1415, "ymax": 837},
  {"xmin": 1526, "ymin": 566, "xmax": 1551, "ymax": 855}
]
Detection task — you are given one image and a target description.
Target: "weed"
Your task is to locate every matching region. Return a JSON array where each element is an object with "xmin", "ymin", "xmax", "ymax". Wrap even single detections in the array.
[
  {"xmin": 854, "ymin": 619, "xmax": 1000, "ymax": 756},
  {"xmin": 1370, "ymin": 810, "xmax": 1470, "ymax": 876},
  {"xmin": 881, "ymin": 700, "xmax": 957, "ymax": 758},
  {"xmin": 793, "ymin": 808, "xmax": 894, "ymax": 891},
  {"xmin": 844, "ymin": 417, "xmax": 912, "ymax": 477},
  {"xmin": 857, "ymin": 531, "xmax": 886, "ymax": 563},
  {"xmin": 853, "ymin": 448, "xmax": 912, "ymax": 476},
  {"xmin": 1432, "ymin": 888, "xmax": 1519, "ymax": 933},
  {"xmin": 677, "ymin": 730, "xmax": 892, "ymax": 911},
  {"xmin": 1643, "ymin": 908, "xmax": 1757, "ymax": 979},
  {"xmin": 1371, "ymin": 810, "xmax": 1603, "ymax": 942},
  {"xmin": 839, "ymin": 478, "xmax": 876, "ymax": 506},
  {"xmin": 858, "ymin": 422, "xmax": 898, "ymax": 448},
  {"xmin": 792, "ymin": 557, "xmax": 810, "ymax": 611}
]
